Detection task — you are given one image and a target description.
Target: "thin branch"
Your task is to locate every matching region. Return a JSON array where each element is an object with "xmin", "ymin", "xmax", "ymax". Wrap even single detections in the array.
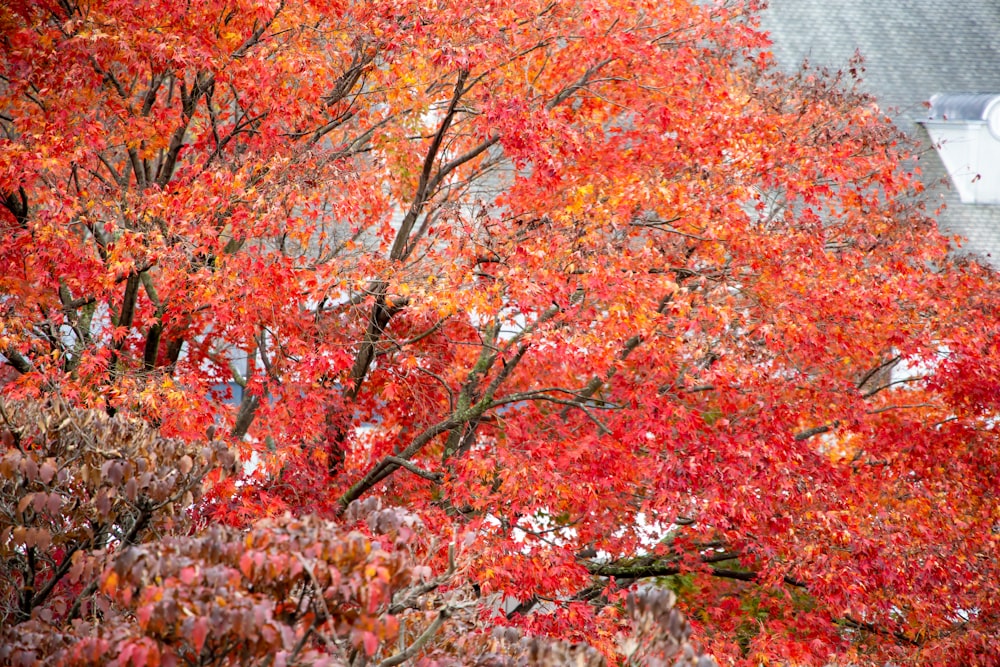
[
  {"xmin": 492, "ymin": 394, "xmax": 611, "ymax": 434},
  {"xmin": 68, "ymin": 503, "xmax": 152, "ymax": 621},
  {"xmin": 389, "ymin": 543, "xmax": 456, "ymax": 614},
  {"xmin": 866, "ymin": 403, "xmax": 933, "ymax": 416},
  {"xmin": 861, "ymin": 375, "xmax": 926, "ymax": 398},
  {"xmin": 838, "ymin": 615, "xmax": 921, "ymax": 647},
  {"xmin": 546, "ymin": 57, "xmax": 615, "ymax": 110},
  {"xmin": 629, "ymin": 218, "xmax": 710, "ymax": 242},
  {"xmin": 28, "ymin": 543, "xmax": 82, "ymax": 611},
  {"xmin": 423, "ymin": 134, "xmax": 501, "ymax": 202},
  {"xmin": 493, "ymin": 386, "xmax": 619, "ymax": 408},
  {"xmin": 855, "ymin": 355, "xmax": 901, "ymax": 390},
  {"xmin": 412, "ymin": 367, "xmax": 456, "ymax": 411},
  {"xmin": 383, "ymin": 456, "xmax": 443, "ymax": 483},
  {"xmin": 231, "ymin": 0, "xmax": 285, "ymax": 59},
  {"xmin": 377, "ymin": 319, "xmax": 447, "ymax": 356},
  {"xmin": 378, "ymin": 609, "xmax": 448, "ymax": 667},
  {"xmin": 337, "ymin": 418, "xmax": 457, "ymax": 509},
  {"xmin": 295, "ymin": 553, "xmax": 334, "ymax": 624},
  {"xmin": 794, "ymin": 421, "xmax": 838, "ymax": 442}
]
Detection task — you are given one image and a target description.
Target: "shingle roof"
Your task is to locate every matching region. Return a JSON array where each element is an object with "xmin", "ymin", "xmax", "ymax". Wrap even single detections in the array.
[
  {"xmin": 926, "ymin": 93, "xmax": 1000, "ymax": 124},
  {"xmin": 759, "ymin": 0, "xmax": 1000, "ymax": 267}
]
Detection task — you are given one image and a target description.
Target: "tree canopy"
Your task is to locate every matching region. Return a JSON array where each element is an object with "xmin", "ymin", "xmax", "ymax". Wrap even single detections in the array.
[{"xmin": 1, "ymin": 0, "xmax": 999, "ymax": 664}]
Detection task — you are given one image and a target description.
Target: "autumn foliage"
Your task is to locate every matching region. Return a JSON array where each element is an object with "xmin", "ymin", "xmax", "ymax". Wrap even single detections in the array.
[{"xmin": 1, "ymin": 0, "xmax": 999, "ymax": 664}]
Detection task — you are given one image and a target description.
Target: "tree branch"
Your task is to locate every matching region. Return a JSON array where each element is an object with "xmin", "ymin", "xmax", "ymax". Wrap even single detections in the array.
[
  {"xmin": 546, "ymin": 57, "xmax": 615, "ymax": 110},
  {"xmin": 389, "ymin": 69, "xmax": 470, "ymax": 262},
  {"xmin": 67, "ymin": 502, "xmax": 152, "ymax": 622},
  {"xmin": 28, "ymin": 543, "xmax": 82, "ymax": 613},
  {"xmin": 492, "ymin": 393, "xmax": 612, "ymax": 434},
  {"xmin": 584, "ymin": 554, "xmax": 805, "ymax": 588},
  {"xmin": 861, "ymin": 376, "xmax": 926, "ymax": 398},
  {"xmin": 838, "ymin": 615, "xmax": 921, "ymax": 647},
  {"xmin": 389, "ymin": 543, "xmax": 456, "ymax": 614},
  {"xmin": 2, "ymin": 347, "xmax": 35, "ymax": 375},
  {"xmin": 383, "ymin": 456, "xmax": 443, "ymax": 483},
  {"xmin": 794, "ymin": 421, "xmax": 838, "ymax": 442},
  {"xmin": 378, "ymin": 609, "xmax": 448, "ymax": 667},
  {"xmin": 855, "ymin": 355, "xmax": 901, "ymax": 390},
  {"xmin": 337, "ymin": 417, "xmax": 458, "ymax": 510},
  {"xmin": 231, "ymin": 391, "xmax": 261, "ymax": 440},
  {"xmin": 1, "ymin": 186, "xmax": 29, "ymax": 227},
  {"xmin": 345, "ymin": 296, "xmax": 409, "ymax": 400}
]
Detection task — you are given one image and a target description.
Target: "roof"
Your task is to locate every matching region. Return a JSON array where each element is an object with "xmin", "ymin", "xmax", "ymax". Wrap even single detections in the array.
[
  {"xmin": 926, "ymin": 93, "xmax": 1000, "ymax": 124},
  {"xmin": 759, "ymin": 0, "xmax": 1000, "ymax": 267}
]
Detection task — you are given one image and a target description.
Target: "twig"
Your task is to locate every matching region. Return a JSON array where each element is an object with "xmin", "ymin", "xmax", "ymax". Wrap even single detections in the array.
[{"xmin": 295, "ymin": 553, "xmax": 334, "ymax": 624}]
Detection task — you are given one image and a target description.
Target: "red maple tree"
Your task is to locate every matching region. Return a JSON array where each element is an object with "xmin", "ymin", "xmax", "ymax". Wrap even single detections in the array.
[{"xmin": 1, "ymin": 0, "xmax": 998, "ymax": 664}]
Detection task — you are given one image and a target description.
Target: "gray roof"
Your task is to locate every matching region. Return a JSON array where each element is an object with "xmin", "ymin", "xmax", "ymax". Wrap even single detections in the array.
[
  {"xmin": 759, "ymin": 0, "xmax": 1000, "ymax": 267},
  {"xmin": 926, "ymin": 93, "xmax": 1000, "ymax": 123}
]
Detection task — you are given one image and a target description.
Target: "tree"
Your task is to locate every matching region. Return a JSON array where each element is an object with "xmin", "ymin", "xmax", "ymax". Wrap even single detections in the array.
[
  {"xmin": 1, "ymin": 0, "xmax": 998, "ymax": 664},
  {"xmin": 0, "ymin": 398, "xmax": 715, "ymax": 667}
]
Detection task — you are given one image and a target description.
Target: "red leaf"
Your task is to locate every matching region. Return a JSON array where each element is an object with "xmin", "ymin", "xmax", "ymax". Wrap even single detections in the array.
[
  {"xmin": 363, "ymin": 631, "xmax": 378, "ymax": 657},
  {"xmin": 191, "ymin": 618, "xmax": 209, "ymax": 654}
]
